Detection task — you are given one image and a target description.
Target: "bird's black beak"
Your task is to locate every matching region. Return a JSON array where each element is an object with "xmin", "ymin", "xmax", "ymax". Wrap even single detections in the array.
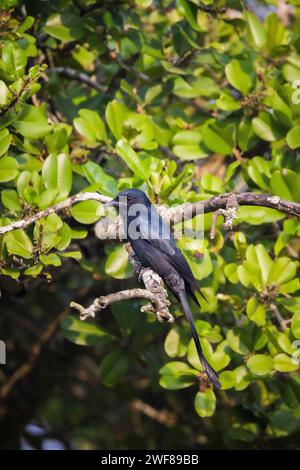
[{"xmin": 105, "ymin": 198, "xmax": 119, "ymax": 207}]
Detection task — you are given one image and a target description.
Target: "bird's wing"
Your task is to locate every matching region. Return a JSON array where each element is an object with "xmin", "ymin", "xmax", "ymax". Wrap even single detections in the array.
[{"xmin": 137, "ymin": 211, "xmax": 204, "ymax": 301}]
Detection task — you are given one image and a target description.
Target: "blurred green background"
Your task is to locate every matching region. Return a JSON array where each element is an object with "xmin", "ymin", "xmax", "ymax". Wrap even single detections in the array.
[{"xmin": 0, "ymin": 0, "xmax": 300, "ymax": 450}]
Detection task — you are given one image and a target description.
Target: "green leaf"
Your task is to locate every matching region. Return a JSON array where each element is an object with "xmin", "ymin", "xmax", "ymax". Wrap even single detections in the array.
[
  {"xmin": 227, "ymin": 329, "xmax": 250, "ymax": 355},
  {"xmin": 219, "ymin": 371, "xmax": 236, "ymax": 390},
  {"xmin": 40, "ymin": 213, "xmax": 63, "ymax": 232},
  {"xmin": 164, "ymin": 326, "xmax": 189, "ymax": 358},
  {"xmin": 105, "ymin": 100, "xmax": 129, "ymax": 139},
  {"xmin": 202, "ymin": 126, "xmax": 232, "ymax": 155},
  {"xmin": 70, "ymin": 229, "xmax": 87, "ymax": 241},
  {"xmin": 173, "ymin": 76, "xmax": 219, "ymax": 98},
  {"xmin": 227, "ymin": 423, "xmax": 259, "ymax": 443},
  {"xmin": 273, "ymin": 353, "xmax": 299, "ymax": 372},
  {"xmin": 1, "ymin": 267, "xmax": 20, "ymax": 279},
  {"xmin": 161, "ymin": 164, "xmax": 194, "ymax": 197},
  {"xmin": 42, "ymin": 153, "xmax": 72, "ymax": 198},
  {"xmin": 234, "ymin": 366, "xmax": 251, "ymax": 391},
  {"xmin": 246, "ymin": 199, "xmax": 274, "ymax": 237},
  {"xmin": 245, "ymin": 11, "xmax": 266, "ymax": 48},
  {"xmin": 291, "ymin": 312, "xmax": 300, "ymax": 339},
  {"xmin": 247, "ymin": 156, "xmax": 272, "ymax": 191},
  {"xmin": 2, "ymin": 42, "xmax": 26, "ymax": 79},
  {"xmin": 45, "ymin": 127, "xmax": 69, "ymax": 154},
  {"xmin": 216, "ymin": 93, "xmax": 241, "ymax": 111},
  {"xmin": 0, "ymin": 80, "xmax": 10, "ymax": 105},
  {"xmin": 43, "ymin": 13, "xmax": 84, "ymax": 42},
  {"xmin": 187, "ymin": 337, "xmax": 213, "ymax": 371},
  {"xmin": 265, "ymin": 12, "xmax": 289, "ymax": 51},
  {"xmin": 255, "ymin": 244, "xmax": 272, "ymax": 285},
  {"xmin": 99, "ymin": 351, "xmax": 129, "ymax": 387},
  {"xmin": 159, "ymin": 361, "xmax": 198, "ymax": 390},
  {"xmin": 286, "ymin": 126, "xmax": 300, "ymax": 149},
  {"xmin": 84, "ymin": 162, "xmax": 117, "ymax": 197},
  {"xmin": 279, "ymin": 278, "xmax": 300, "ymax": 295},
  {"xmin": 176, "ymin": 0, "xmax": 203, "ymax": 32},
  {"xmin": 183, "ymin": 249, "xmax": 213, "ymax": 281},
  {"xmin": 123, "ymin": 113, "xmax": 157, "ymax": 150},
  {"xmin": 172, "ymin": 130, "xmax": 208, "ymax": 160},
  {"xmin": 247, "ymin": 298, "xmax": 266, "ymax": 326},
  {"xmin": 224, "ymin": 263, "xmax": 239, "ymax": 284},
  {"xmin": 267, "ymin": 410, "xmax": 299, "ymax": 438},
  {"xmin": 201, "ymin": 173, "xmax": 223, "ymax": 194},
  {"xmin": 56, "ymin": 222, "xmax": 72, "ymax": 250},
  {"xmin": 277, "ymin": 333, "xmax": 297, "ymax": 355},
  {"xmin": 74, "ymin": 109, "xmax": 108, "ymax": 143},
  {"xmin": 111, "ymin": 300, "xmax": 139, "ymax": 335},
  {"xmin": 1, "ymin": 189, "xmax": 21, "ymax": 211},
  {"xmin": 17, "ymin": 15, "xmax": 35, "ymax": 33},
  {"xmin": 247, "ymin": 354, "xmax": 273, "ymax": 376},
  {"xmin": 24, "ymin": 263, "xmax": 43, "ymax": 277},
  {"xmin": 237, "ymin": 265, "xmax": 251, "ymax": 287},
  {"xmin": 13, "ymin": 104, "xmax": 52, "ymax": 139},
  {"xmin": 0, "ymin": 129, "xmax": 12, "ymax": 156},
  {"xmin": 17, "ymin": 154, "xmax": 43, "ymax": 172},
  {"xmin": 59, "ymin": 251, "xmax": 82, "ymax": 260},
  {"xmin": 225, "ymin": 60, "xmax": 254, "ymax": 95},
  {"xmin": 40, "ymin": 253, "xmax": 62, "ymax": 266},
  {"xmin": 105, "ymin": 245, "xmax": 132, "ymax": 279},
  {"xmin": 265, "ymin": 93, "xmax": 292, "ymax": 128},
  {"xmin": 173, "ymin": 22, "xmax": 202, "ymax": 51},
  {"xmin": 71, "ymin": 200, "xmax": 104, "ymax": 224},
  {"xmin": 270, "ymin": 170, "xmax": 300, "ymax": 202},
  {"xmin": 267, "ymin": 257, "xmax": 298, "ymax": 285},
  {"xmin": 116, "ymin": 139, "xmax": 150, "ymax": 180},
  {"xmin": 252, "ymin": 113, "xmax": 283, "ymax": 142},
  {"xmin": 0, "ymin": 156, "xmax": 18, "ymax": 182},
  {"xmin": 194, "ymin": 389, "xmax": 216, "ymax": 418},
  {"xmin": 39, "ymin": 189, "xmax": 58, "ymax": 210},
  {"xmin": 5, "ymin": 229, "xmax": 33, "ymax": 259},
  {"xmin": 61, "ymin": 316, "xmax": 115, "ymax": 346},
  {"xmin": 24, "ymin": 187, "xmax": 39, "ymax": 206},
  {"xmin": 238, "ymin": 118, "xmax": 259, "ymax": 151},
  {"xmin": 209, "ymin": 349, "xmax": 230, "ymax": 372}
]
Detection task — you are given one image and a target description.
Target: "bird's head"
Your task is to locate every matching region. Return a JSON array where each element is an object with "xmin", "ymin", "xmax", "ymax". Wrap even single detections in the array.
[{"xmin": 106, "ymin": 188, "xmax": 150, "ymax": 210}]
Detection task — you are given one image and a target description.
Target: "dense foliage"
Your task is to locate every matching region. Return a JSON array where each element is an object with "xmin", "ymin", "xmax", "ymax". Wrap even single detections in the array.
[{"xmin": 1, "ymin": 0, "xmax": 300, "ymax": 450}]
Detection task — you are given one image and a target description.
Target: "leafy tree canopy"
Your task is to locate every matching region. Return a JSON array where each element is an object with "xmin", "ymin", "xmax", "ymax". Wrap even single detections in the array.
[{"xmin": 1, "ymin": 0, "xmax": 300, "ymax": 450}]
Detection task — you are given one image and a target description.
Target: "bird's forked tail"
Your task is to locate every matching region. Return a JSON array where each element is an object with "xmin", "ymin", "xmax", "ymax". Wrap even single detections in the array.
[{"xmin": 179, "ymin": 291, "xmax": 221, "ymax": 389}]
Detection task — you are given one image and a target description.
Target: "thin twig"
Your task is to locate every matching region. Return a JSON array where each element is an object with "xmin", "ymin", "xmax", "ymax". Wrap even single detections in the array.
[
  {"xmin": 269, "ymin": 303, "xmax": 289, "ymax": 331},
  {"xmin": 0, "ymin": 78, "xmax": 30, "ymax": 117},
  {"xmin": 70, "ymin": 287, "xmax": 172, "ymax": 322},
  {"xmin": 47, "ymin": 67, "xmax": 106, "ymax": 93},
  {"xmin": 130, "ymin": 399, "xmax": 177, "ymax": 427},
  {"xmin": 197, "ymin": 1, "xmax": 226, "ymax": 14},
  {"xmin": 71, "ymin": 243, "xmax": 173, "ymax": 323},
  {"xmin": 0, "ymin": 309, "xmax": 68, "ymax": 400},
  {"xmin": 210, "ymin": 209, "xmax": 221, "ymax": 240}
]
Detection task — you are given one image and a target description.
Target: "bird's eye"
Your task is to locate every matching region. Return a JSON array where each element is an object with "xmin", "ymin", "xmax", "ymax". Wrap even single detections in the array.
[{"xmin": 127, "ymin": 196, "xmax": 132, "ymax": 202}]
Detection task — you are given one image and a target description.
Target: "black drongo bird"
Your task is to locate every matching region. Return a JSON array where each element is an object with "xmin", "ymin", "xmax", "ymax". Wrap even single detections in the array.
[{"xmin": 107, "ymin": 188, "xmax": 220, "ymax": 388}]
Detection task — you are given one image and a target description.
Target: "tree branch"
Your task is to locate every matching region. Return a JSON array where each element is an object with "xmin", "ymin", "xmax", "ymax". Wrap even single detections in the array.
[
  {"xmin": 169, "ymin": 193, "xmax": 300, "ymax": 224},
  {"xmin": 71, "ymin": 243, "xmax": 173, "ymax": 323},
  {"xmin": 197, "ymin": 1, "xmax": 226, "ymax": 14},
  {"xmin": 47, "ymin": 67, "xmax": 106, "ymax": 93},
  {"xmin": 95, "ymin": 192, "xmax": 300, "ymax": 239},
  {"xmin": 1, "ymin": 191, "xmax": 300, "ymax": 237},
  {"xmin": 0, "ymin": 308, "xmax": 68, "ymax": 400},
  {"xmin": 70, "ymin": 288, "xmax": 172, "ymax": 321},
  {"xmin": 0, "ymin": 192, "xmax": 109, "ymax": 235}
]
